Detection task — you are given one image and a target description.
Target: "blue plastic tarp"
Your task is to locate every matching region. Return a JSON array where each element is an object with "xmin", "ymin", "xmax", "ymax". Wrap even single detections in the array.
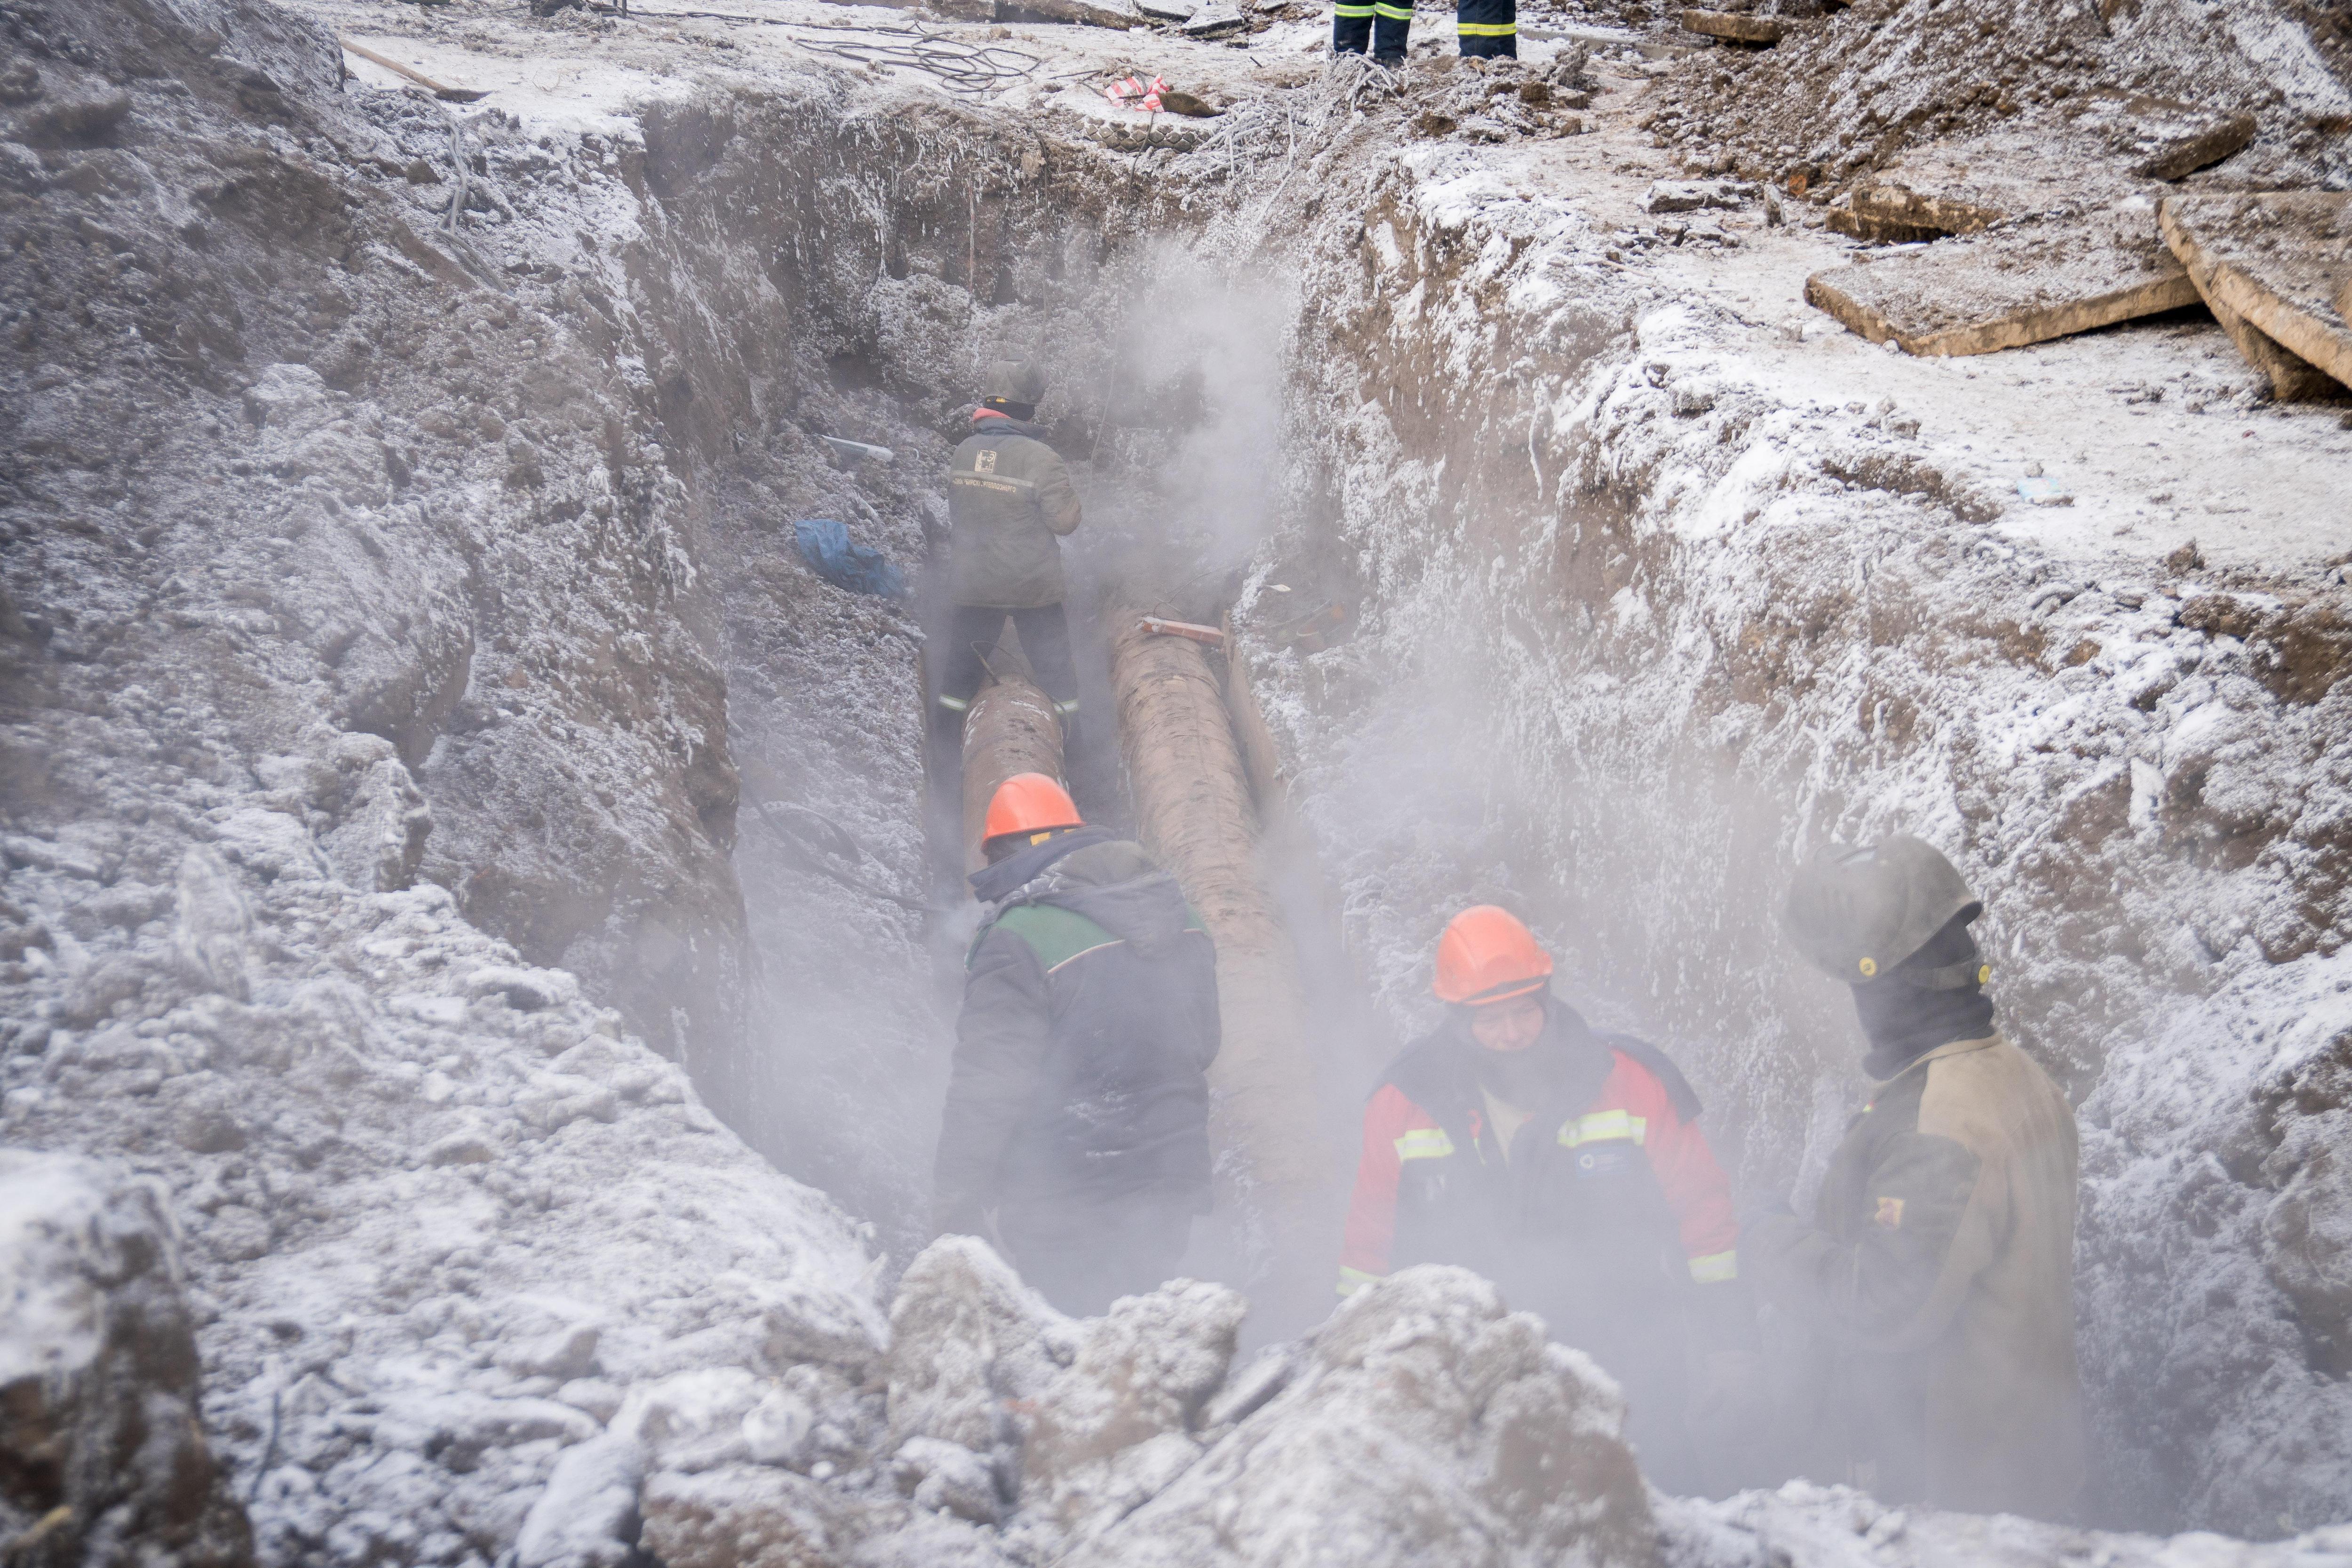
[{"xmin": 793, "ymin": 518, "xmax": 906, "ymax": 599}]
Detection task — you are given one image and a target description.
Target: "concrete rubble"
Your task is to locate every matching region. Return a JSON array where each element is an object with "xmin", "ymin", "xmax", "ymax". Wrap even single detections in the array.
[
  {"xmin": 2160, "ymin": 192, "xmax": 2352, "ymax": 400},
  {"xmin": 1805, "ymin": 202, "xmax": 2201, "ymax": 356}
]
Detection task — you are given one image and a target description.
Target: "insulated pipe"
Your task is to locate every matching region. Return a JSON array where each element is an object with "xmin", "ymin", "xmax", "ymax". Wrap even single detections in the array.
[
  {"xmin": 1109, "ymin": 607, "xmax": 1339, "ymax": 1325},
  {"xmin": 960, "ymin": 673, "xmax": 1066, "ymax": 875}
]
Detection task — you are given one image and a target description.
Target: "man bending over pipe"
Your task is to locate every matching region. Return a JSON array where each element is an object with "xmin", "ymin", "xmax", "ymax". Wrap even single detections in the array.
[
  {"xmin": 1337, "ymin": 905, "xmax": 1764, "ymax": 1493},
  {"xmin": 932, "ymin": 773, "xmax": 1221, "ymax": 1315},
  {"xmin": 934, "ymin": 360, "xmax": 1084, "ymax": 743},
  {"xmin": 1748, "ymin": 836, "xmax": 2083, "ymax": 1517}
]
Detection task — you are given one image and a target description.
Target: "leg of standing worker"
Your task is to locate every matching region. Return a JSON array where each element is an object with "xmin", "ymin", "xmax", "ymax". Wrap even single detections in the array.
[
  {"xmin": 1371, "ymin": 0, "xmax": 1410, "ymax": 60},
  {"xmin": 1457, "ymin": 0, "xmax": 1515, "ymax": 56},
  {"xmin": 935, "ymin": 605, "xmax": 1007, "ymax": 730},
  {"xmin": 1009, "ymin": 605, "xmax": 1080, "ymax": 718},
  {"xmin": 997, "ymin": 1194, "xmax": 1194, "ymax": 1317},
  {"xmin": 1333, "ymin": 0, "xmax": 1373, "ymax": 53}
]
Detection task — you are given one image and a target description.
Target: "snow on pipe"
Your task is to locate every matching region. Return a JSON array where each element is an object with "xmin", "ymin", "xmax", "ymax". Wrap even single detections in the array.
[
  {"xmin": 1109, "ymin": 605, "xmax": 1340, "ymax": 1321},
  {"xmin": 960, "ymin": 672, "xmax": 1067, "ymax": 875}
]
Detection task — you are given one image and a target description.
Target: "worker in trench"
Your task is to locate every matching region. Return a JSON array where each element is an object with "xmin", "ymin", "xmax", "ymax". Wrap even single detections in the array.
[
  {"xmin": 930, "ymin": 773, "xmax": 1221, "ymax": 1316},
  {"xmin": 1747, "ymin": 836, "xmax": 2085, "ymax": 1518},
  {"xmin": 932, "ymin": 359, "xmax": 1085, "ymax": 750},
  {"xmin": 1337, "ymin": 905, "xmax": 1766, "ymax": 1492}
]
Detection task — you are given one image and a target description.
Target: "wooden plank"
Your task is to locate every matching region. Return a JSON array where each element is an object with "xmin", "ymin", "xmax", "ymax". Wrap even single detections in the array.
[
  {"xmin": 340, "ymin": 39, "xmax": 489, "ymax": 102},
  {"xmin": 1806, "ymin": 207, "xmax": 2199, "ymax": 358},
  {"xmin": 2159, "ymin": 192, "xmax": 2352, "ymax": 398},
  {"xmin": 1680, "ymin": 8, "xmax": 1782, "ymax": 42}
]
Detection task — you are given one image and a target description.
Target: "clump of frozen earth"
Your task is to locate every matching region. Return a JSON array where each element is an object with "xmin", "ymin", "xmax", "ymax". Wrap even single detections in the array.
[{"xmin": 0, "ymin": 1150, "xmax": 255, "ymax": 1568}]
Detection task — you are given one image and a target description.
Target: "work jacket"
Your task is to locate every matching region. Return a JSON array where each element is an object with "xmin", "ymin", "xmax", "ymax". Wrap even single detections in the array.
[
  {"xmin": 1747, "ymin": 1033, "xmax": 2084, "ymax": 1517},
  {"xmin": 946, "ymin": 412, "xmax": 1081, "ymax": 609},
  {"xmin": 935, "ymin": 829, "xmax": 1218, "ymax": 1214},
  {"xmin": 1338, "ymin": 1003, "xmax": 1743, "ymax": 1362}
]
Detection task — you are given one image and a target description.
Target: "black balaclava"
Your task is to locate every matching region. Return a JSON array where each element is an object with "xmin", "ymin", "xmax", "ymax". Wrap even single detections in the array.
[
  {"xmin": 1470, "ymin": 996, "xmax": 1601, "ymax": 1111},
  {"xmin": 979, "ymin": 398, "xmax": 1037, "ymax": 422},
  {"xmin": 1850, "ymin": 911, "xmax": 1996, "ymax": 1080}
]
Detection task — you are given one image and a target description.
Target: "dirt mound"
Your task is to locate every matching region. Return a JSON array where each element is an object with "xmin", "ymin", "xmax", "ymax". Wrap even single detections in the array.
[{"xmin": 1645, "ymin": 0, "xmax": 2352, "ymax": 197}]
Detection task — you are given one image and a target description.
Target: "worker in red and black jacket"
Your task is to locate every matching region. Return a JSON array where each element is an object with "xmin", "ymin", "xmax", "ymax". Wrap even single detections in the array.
[{"xmin": 1339, "ymin": 905, "xmax": 1764, "ymax": 1491}]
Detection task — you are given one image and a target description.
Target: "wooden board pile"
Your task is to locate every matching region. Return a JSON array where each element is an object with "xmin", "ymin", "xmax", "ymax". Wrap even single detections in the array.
[{"xmin": 1800, "ymin": 95, "xmax": 2349, "ymax": 400}]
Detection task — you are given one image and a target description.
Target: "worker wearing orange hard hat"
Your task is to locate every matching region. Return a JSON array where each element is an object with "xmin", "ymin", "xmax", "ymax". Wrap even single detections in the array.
[
  {"xmin": 1338, "ymin": 905, "xmax": 1762, "ymax": 1491},
  {"xmin": 931, "ymin": 773, "xmax": 1221, "ymax": 1314}
]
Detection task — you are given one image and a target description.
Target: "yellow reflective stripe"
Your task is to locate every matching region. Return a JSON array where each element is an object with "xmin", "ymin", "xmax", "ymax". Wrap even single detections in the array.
[
  {"xmin": 1334, "ymin": 4, "xmax": 1375, "ymax": 13},
  {"xmin": 1372, "ymin": 3, "xmax": 1413, "ymax": 16},
  {"xmin": 1557, "ymin": 1109, "xmax": 1646, "ymax": 1148},
  {"xmin": 1394, "ymin": 1127, "xmax": 1455, "ymax": 1160},
  {"xmin": 1689, "ymin": 1250, "xmax": 1739, "ymax": 1284},
  {"xmin": 1337, "ymin": 1265, "xmax": 1384, "ymax": 1297},
  {"xmin": 1457, "ymin": 20, "xmax": 1517, "ymax": 32}
]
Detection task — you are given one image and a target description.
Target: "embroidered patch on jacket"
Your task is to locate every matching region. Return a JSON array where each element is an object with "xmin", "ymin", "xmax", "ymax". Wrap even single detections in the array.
[
  {"xmin": 1874, "ymin": 1195, "xmax": 1906, "ymax": 1229},
  {"xmin": 974, "ymin": 449, "xmax": 1000, "ymax": 474}
]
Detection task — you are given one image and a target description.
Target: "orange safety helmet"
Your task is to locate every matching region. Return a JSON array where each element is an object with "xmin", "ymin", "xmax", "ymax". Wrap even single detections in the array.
[
  {"xmin": 982, "ymin": 772, "xmax": 1083, "ymax": 846},
  {"xmin": 1432, "ymin": 905, "xmax": 1555, "ymax": 1006}
]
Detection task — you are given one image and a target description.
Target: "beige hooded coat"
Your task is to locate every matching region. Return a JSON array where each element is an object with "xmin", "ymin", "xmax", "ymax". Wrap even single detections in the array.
[{"xmin": 1751, "ymin": 1033, "xmax": 2085, "ymax": 1517}]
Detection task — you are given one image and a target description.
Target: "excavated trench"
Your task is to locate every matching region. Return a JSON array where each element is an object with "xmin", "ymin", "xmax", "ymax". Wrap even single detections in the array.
[
  {"xmin": 667, "ymin": 78, "xmax": 2352, "ymax": 1537},
  {"xmin": 7, "ymin": 0, "xmax": 2352, "ymax": 1556}
]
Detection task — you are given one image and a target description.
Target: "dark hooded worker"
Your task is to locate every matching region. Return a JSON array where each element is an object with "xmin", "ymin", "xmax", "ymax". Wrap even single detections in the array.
[
  {"xmin": 932, "ymin": 772, "xmax": 1220, "ymax": 1315},
  {"xmin": 1337, "ymin": 905, "xmax": 1762, "ymax": 1492},
  {"xmin": 934, "ymin": 360, "xmax": 1084, "ymax": 743},
  {"xmin": 1750, "ymin": 835, "xmax": 2084, "ymax": 1518}
]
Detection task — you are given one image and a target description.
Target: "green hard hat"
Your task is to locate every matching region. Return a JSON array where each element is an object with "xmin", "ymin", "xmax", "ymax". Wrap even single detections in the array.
[
  {"xmin": 1782, "ymin": 835, "xmax": 1984, "ymax": 987},
  {"xmin": 982, "ymin": 358, "xmax": 1049, "ymax": 406}
]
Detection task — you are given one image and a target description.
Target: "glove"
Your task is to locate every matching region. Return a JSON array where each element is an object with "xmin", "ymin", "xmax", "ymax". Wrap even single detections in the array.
[{"xmin": 1687, "ymin": 1347, "xmax": 1772, "ymax": 1435}]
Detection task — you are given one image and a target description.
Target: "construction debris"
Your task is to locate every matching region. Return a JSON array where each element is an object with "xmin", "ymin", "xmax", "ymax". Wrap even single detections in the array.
[
  {"xmin": 1138, "ymin": 615, "xmax": 1229, "ymax": 647},
  {"xmin": 1679, "ymin": 8, "xmax": 1783, "ymax": 44},
  {"xmin": 1179, "ymin": 1, "xmax": 1247, "ymax": 38},
  {"xmin": 818, "ymin": 435, "xmax": 894, "ymax": 464},
  {"xmin": 340, "ymin": 39, "xmax": 488, "ymax": 101},
  {"xmin": 1646, "ymin": 178, "xmax": 1752, "ymax": 215},
  {"xmin": 1805, "ymin": 205, "xmax": 2199, "ymax": 358},
  {"xmin": 1006, "ymin": 0, "xmax": 1142, "ymax": 28},
  {"xmin": 2160, "ymin": 192, "xmax": 2352, "ymax": 400},
  {"xmin": 2064, "ymin": 91, "xmax": 2257, "ymax": 182}
]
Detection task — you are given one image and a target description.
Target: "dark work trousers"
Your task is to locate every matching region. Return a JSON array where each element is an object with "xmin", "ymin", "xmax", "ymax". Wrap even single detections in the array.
[
  {"xmin": 996, "ymin": 1194, "xmax": 1196, "ymax": 1317},
  {"xmin": 1334, "ymin": 0, "xmax": 1411, "ymax": 61},
  {"xmin": 938, "ymin": 604, "xmax": 1080, "ymax": 711},
  {"xmin": 1457, "ymin": 0, "xmax": 1516, "ymax": 56}
]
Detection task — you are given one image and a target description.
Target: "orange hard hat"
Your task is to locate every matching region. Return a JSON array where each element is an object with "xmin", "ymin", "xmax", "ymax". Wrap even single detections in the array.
[
  {"xmin": 983, "ymin": 772, "xmax": 1083, "ymax": 844},
  {"xmin": 1432, "ymin": 905, "xmax": 1554, "ymax": 1006}
]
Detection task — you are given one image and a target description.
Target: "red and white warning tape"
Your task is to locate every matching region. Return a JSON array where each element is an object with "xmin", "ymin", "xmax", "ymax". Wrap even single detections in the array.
[{"xmin": 1106, "ymin": 73, "xmax": 1168, "ymax": 112}]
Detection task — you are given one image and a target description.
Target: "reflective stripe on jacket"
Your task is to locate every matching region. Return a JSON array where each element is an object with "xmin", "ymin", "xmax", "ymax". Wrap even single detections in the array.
[{"xmin": 1337, "ymin": 1009, "xmax": 1740, "ymax": 1330}]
